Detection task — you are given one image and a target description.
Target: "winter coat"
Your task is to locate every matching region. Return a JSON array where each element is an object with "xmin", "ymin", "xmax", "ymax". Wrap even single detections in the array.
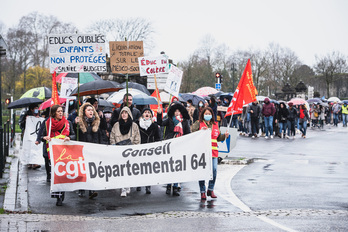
[
  {"xmin": 287, "ymin": 107, "xmax": 298, "ymax": 121},
  {"xmin": 248, "ymin": 103, "xmax": 261, "ymax": 118},
  {"xmin": 276, "ymin": 103, "xmax": 289, "ymax": 123},
  {"xmin": 298, "ymin": 109, "xmax": 310, "ymax": 124},
  {"xmin": 261, "ymin": 98, "xmax": 276, "ymax": 117},
  {"xmin": 157, "ymin": 113, "xmax": 191, "ymax": 140},
  {"xmin": 136, "ymin": 120, "xmax": 161, "ymax": 144},
  {"xmin": 110, "ymin": 107, "xmax": 141, "ymax": 145}
]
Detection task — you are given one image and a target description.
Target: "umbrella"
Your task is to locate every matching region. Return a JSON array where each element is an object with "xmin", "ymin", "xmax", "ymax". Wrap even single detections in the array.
[
  {"xmin": 212, "ymin": 91, "xmax": 225, "ymax": 98},
  {"xmin": 118, "ymin": 95, "xmax": 160, "ymax": 105},
  {"xmin": 256, "ymin": 96, "xmax": 268, "ymax": 102},
  {"xmin": 56, "ymin": 72, "xmax": 102, "ymax": 84},
  {"xmin": 327, "ymin": 97, "xmax": 341, "ymax": 102},
  {"xmin": 179, "ymin": 93, "xmax": 205, "ymax": 106},
  {"xmin": 158, "ymin": 91, "xmax": 185, "ymax": 103},
  {"xmin": 97, "ymin": 99, "xmax": 115, "ymax": 108},
  {"xmin": 70, "ymin": 80, "xmax": 122, "ymax": 96},
  {"xmin": 343, "ymin": 100, "xmax": 348, "ymax": 104},
  {"xmin": 288, "ymin": 98, "xmax": 307, "ymax": 105},
  {"xmin": 193, "ymin": 87, "xmax": 219, "ymax": 97},
  {"xmin": 20, "ymin": 87, "xmax": 52, "ymax": 100},
  {"xmin": 219, "ymin": 92, "xmax": 234, "ymax": 102},
  {"xmin": 307, "ymin": 98, "xmax": 322, "ymax": 104},
  {"xmin": 107, "ymin": 88, "xmax": 149, "ymax": 103},
  {"xmin": 121, "ymin": 82, "xmax": 150, "ymax": 95},
  {"xmin": 270, "ymin": 99, "xmax": 279, "ymax": 104},
  {"xmin": 39, "ymin": 97, "xmax": 68, "ymax": 110},
  {"xmin": 7, "ymin": 97, "xmax": 43, "ymax": 109}
]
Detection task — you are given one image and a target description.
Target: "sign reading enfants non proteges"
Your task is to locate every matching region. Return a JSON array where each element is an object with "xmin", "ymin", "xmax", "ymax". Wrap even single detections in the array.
[
  {"xmin": 109, "ymin": 41, "xmax": 143, "ymax": 74},
  {"xmin": 48, "ymin": 34, "xmax": 106, "ymax": 73}
]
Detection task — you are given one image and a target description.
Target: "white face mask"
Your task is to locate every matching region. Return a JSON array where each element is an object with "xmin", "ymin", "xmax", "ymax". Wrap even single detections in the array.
[
  {"xmin": 187, "ymin": 103, "xmax": 191, "ymax": 107},
  {"xmin": 199, "ymin": 103, "xmax": 203, "ymax": 107}
]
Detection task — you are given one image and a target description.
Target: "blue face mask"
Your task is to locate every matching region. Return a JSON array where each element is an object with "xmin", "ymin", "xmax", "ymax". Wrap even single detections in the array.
[
  {"xmin": 204, "ymin": 115, "xmax": 212, "ymax": 121},
  {"xmin": 34, "ymin": 109, "xmax": 39, "ymax": 114}
]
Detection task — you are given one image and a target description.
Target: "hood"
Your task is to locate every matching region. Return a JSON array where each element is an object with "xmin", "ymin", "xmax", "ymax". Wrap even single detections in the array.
[
  {"xmin": 119, "ymin": 106, "xmax": 133, "ymax": 120},
  {"xmin": 79, "ymin": 102, "xmax": 100, "ymax": 133},
  {"xmin": 167, "ymin": 102, "xmax": 190, "ymax": 120},
  {"xmin": 264, "ymin": 98, "xmax": 270, "ymax": 103}
]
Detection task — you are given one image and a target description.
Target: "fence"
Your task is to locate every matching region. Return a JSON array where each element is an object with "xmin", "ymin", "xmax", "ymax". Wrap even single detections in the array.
[{"xmin": 0, "ymin": 120, "xmax": 12, "ymax": 178}]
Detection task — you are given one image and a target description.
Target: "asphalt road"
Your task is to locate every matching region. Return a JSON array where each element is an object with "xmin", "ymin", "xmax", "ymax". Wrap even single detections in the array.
[{"xmin": 20, "ymin": 124, "xmax": 348, "ymax": 231}]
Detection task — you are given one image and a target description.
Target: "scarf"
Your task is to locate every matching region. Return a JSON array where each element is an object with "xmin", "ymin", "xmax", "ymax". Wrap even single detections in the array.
[
  {"xmin": 119, "ymin": 118, "xmax": 132, "ymax": 135},
  {"xmin": 47, "ymin": 116, "xmax": 69, "ymax": 138},
  {"xmin": 84, "ymin": 115, "xmax": 95, "ymax": 124},
  {"xmin": 172, "ymin": 115, "xmax": 183, "ymax": 137},
  {"xmin": 300, "ymin": 109, "xmax": 305, "ymax": 119},
  {"xmin": 139, "ymin": 117, "xmax": 152, "ymax": 130}
]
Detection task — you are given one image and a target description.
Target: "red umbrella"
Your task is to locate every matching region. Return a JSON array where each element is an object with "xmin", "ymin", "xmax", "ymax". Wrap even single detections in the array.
[
  {"xmin": 39, "ymin": 97, "xmax": 67, "ymax": 110},
  {"xmin": 193, "ymin": 87, "xmax": 219, "ymax": 97}
]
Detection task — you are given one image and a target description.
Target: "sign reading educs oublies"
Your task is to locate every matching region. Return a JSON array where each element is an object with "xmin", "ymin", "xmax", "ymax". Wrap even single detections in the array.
[
  {"xmin": 49, "ymin": 130, "xmax": 212, "ymax": 191},
  {"xmin": 48, "ymin": 34, "xmax": 106, "ymax": 73}
]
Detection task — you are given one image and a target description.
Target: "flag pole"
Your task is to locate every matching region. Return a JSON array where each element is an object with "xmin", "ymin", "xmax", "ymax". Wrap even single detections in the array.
[
  {"xmin": 154, "ymin": 74, "xmax": 160, "ymax": 108},
  {"xmin": 77, "ymin": 72, "xmax": 80, "ymax": 141}
]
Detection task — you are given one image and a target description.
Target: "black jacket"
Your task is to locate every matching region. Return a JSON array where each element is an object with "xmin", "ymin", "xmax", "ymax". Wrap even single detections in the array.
[
  {"xmin": 248, "ymin": 103, "xmax": 261, "ymax": 118},
  {"xmin": 157, "ymin": 113, "xmax": 191, "ymax": 140},
  {"xmin": 136, "ymin": 121, "xmax": 161, "ymax": 144}
]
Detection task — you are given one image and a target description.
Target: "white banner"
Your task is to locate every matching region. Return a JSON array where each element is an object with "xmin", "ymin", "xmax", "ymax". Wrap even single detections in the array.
[
  {"xmin": 138, "ymin": 56, "xmax": 169, "ymax": 76},
  {"xmin": 164, "ymin": 65, "xmax": 183, "ymax": 97},
  {"xmin": 49, "ymin": 130, "xmax": 212, "ymax": 192},
  {"xmin": 22, "ymin": 116, "xmax": 45, "ymax": 165},
  {"xmin": 60, "ymin": 77, "xmax": 78, "ymax": 97},
  {"xmin": 48, "ymin": 34, "xmax": 106, "ymax": 73}
]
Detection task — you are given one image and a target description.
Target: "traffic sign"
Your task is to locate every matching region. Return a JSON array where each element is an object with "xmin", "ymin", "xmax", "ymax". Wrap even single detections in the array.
[{"xmin": 215, "ymin": 83, "xmax": 221, "ymax": 90}]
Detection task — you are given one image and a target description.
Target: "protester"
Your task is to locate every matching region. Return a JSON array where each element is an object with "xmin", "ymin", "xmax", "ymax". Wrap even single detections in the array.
[
  {"xmin": 298, "ymin": 104, "xmax": 310, "ymax": 138},
  {"xmin": 186, "ymin": 99, "xmax": 195, "ymax": 127},
  {"xmin": 102, "ymin": 107, "xmax": 114, "ymax": 144},
  {"xmin": 287, "ymin": 102, "xmax": 297, "ymax": 138},
  {"xmin": 261, "ymin": 98, "xmax": 276, "ymax": 139},
  {"xmin": 110, "ymin": 93, "xmax": 141, "ymax": 127},
  {"xmin": 192, "ymin": 107, "xmax": 229, "ymax": 200},
  {"xmin": 209, "ymin": 97, "xmax": 218, "ymax": 121},
  {"xmin": 193, "ymin": 100, "xmax": 205, "ymax": 123},
  {"xmin": 74, "ymin": 102, "xmax": 102, "ymax": 200},
  {"xmin": 38, "ymin": 105, "xmax": 71, "ymax": 206},
  {"xmin": 135, "ymin": 107, "xmax": 161, "ymax": 194},
  {"xmin": 248, "ymin": 101, "xmax": 261, "ymax": 138},
  {"xmin": 157, "ymin": 102, "xmax": 191, "ymax": 196},
  {"xmin": 110, "ymin": 106, "xmax": 141, "ymax": 197},
  {"xmin": 341, "ymin": 102, "xmax": 348, "ymax": 127},
  {"xmin": 332, "ymin": 102, "xmax": 341, "ymax": 126},
  {"xmin": 276, "ymin": 102, "xmax": 289, "ymax": 138}
]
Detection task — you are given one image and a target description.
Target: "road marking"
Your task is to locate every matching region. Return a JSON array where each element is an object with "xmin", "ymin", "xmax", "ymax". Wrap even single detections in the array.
[{"xmin": 215, "ymin": 165, "xmax": 298, "ymax": 232}]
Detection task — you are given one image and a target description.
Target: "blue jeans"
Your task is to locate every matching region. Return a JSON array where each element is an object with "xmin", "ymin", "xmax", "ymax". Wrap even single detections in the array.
[
  {"xmin": 264, "ymin": 116, "xmax": 273, "ymax": 136},
  {"xmin": 333, "ymin": 113, "xmax": 339, "ymax": 126},
  {"xmin": 299, "ymin": 121, "xmax": 307, "ymax": 136},
  {"xmin": 342, "ymin": 114, "xmax": 348, "ymax": 126},
  {"xmin": 287, "ymin": 120, "xmax": 295, "ymax": 136},
  {"xmin": 279, "ymin": 122, "xmax": 287, "ymax": 135},
  {"xmin": 199, "ymin": 157, "xmax": 218, "ymax": 192}
]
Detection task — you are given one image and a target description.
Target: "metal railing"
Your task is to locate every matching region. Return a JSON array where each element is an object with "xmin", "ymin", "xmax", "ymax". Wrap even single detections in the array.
[{"xmin": 0, "ymin": 120, "xmax": 11, "ymax": 178}]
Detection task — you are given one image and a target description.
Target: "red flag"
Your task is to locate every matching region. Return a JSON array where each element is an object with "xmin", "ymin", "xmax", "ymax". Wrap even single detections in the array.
[
  {"xmin": 150, "ymin": 88, "xmax": 162, "ymax": 118},
  {"xmin": 225, "ymin": 59, "xmax": 257, "ymax": 116},
  {"xmin": 51, "ymin": 71, "xmax": 60, "ymax": 106}
]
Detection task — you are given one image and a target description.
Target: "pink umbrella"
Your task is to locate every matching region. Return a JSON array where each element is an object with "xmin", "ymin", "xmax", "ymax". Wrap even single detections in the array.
[
  {"xmin": 193, "ymin": 87, "xmax": 219, "ymax": 97},
  {"xmin": 39, "ymin": 97, "xmax": 67, "ymax": 110},
  {"xmin": 288, "ymin": 98, "xmax": 307, "ymax": 105}
]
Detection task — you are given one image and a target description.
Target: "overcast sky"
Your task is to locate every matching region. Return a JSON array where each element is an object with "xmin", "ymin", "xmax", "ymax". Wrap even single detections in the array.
[{"xmin": 1, "ymin": 0, "xmax": 347, "ymax": 66}]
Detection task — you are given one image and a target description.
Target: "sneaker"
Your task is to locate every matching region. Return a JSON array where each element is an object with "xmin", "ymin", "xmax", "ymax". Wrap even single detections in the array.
[
  {"xmin": 252, "ymin": 135, "xmax": 255, "ymax": 139},
  {"xmin": 89, "ymin": 191, "xmax": 98, "ymax": 199},
  {"xmin": 121, "ymin": 188, "xmax": 127, "ymax": 197},
  {"xmin": 270, "ymin": 135, "xmax": 274, "ymax": 139},
  {"xmin": 136, "ymin": 187, "xmax": 141, "ymax": 191},
  {"xmin": 126, "ymin": 188, "xmax": 131, "ymax": 194},
  {"xmin": 286, "ymin": 135, "xmax": 289, "ymax": 139},
  {"xmin": 265, "ymin": 136, "xmax": 268, "ymax": 139},
  {"xmin": 145, "ymin": 186, "xmax": 151, "ymax": 194}
]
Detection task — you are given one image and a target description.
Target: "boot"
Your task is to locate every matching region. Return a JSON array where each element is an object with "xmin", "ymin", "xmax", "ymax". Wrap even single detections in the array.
[
  {"xmin": 56, "ymin": 197, "xmax": 63, "ymax": 206},
  {"xmin": 145, "ymin": 186, "xmax": 151, "ymax": 194},
  {"xmin": 201, "ymin": 192, "xmax": 206, "ymax": 200},
  {"xmin": 89, "ymin": 190, "xmax": 98, "ymax": 199},
  {"xmin": 46, "ymin": 174, "xmax": 51, "ymax": 183},
  {"xmin": 207, "ymin": 190, "xmax": 217, "ymax": 198},
  {"xmin": 78, "ymin": 190, "xmax": 85, "ymax": 197},
  {"xmin": 173, "ymin": 187, "xmax": 180, "ymax": 196},
  {"xmin": 166, "ymin": 185, "xmax": 171, "ymax": 195},
  {"xmin": 136, "ymin": 187, "xmax": 141, "ymax": 191}
]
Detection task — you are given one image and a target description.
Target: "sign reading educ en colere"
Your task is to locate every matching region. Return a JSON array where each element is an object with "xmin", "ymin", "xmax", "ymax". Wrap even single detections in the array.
[{"xmin": 48, "ymin": 34, "xmax": 106, "ymax": 73}]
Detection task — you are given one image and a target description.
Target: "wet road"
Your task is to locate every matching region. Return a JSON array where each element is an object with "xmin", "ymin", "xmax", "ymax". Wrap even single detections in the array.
[{"xmin": 21, "ymin": 124, "xmax": 348, "ymax": 231}]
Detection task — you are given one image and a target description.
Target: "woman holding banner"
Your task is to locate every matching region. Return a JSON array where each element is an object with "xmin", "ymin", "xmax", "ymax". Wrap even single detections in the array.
[
  {"xmin": 74, "ymin": 102, "xmax": 103, "ymax": 200},
  {"xmin": 39, "ymin": 105, "xmax": 71, "ymax": 206},
  {"xmin": 192, "ymin": 107, "xmax": 229, "ymax": 200},
  {"xmin": 110, "ymin": 106, "xmax": 141, "ymax": 197}
]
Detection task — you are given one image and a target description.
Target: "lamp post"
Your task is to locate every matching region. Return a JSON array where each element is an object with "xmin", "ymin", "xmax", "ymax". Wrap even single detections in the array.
[
  {"xmin": 0, "ymin": 34, "xmax": 8, "ymax": 176},
  {"xmin": 231, "ymin": 62, "xmax": 236, "ymax": 91}
]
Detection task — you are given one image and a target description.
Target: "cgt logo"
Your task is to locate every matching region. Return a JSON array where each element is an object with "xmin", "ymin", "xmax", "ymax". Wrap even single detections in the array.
[{"xmin": 52, "ymin": 145, "xmax": 87, "ymax": 184}]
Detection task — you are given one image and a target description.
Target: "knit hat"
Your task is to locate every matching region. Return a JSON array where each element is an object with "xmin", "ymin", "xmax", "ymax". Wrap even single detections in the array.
[
  {"xmin": 141, "ymin": 107, "xmax": 153, "ymax": 117},
  {"xmin": 288, "ymin": 102, "xmax": 294, "ymax": 107}
]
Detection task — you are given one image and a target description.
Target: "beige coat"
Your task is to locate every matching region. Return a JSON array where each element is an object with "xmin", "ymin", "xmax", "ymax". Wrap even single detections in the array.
[{"xmin": 109, "ymin": 106, "xmax": 140, "ymax": 145}]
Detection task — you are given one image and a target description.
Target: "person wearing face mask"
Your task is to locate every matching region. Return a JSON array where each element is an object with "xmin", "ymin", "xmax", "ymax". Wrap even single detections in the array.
[
  {"xmin": 193, "ymin": 100, "xmax": 205, "ymax": 123},
  {"xmin": 102, "ymin": 107, "xmax": 114, "ymax": 144},
  {"xmin": 192, "ymin": 107, "xmax": 229, "ymax": 200},
  {"xmin": 135, "ymin": 107, "xmax": 161, "ymax": 194},
  {"xmin": 74, "ymin": 102, "xmax": 103, "ymax": 200},
  {"xmin": 186, "ymin": 99, "xmax": 195, "ymax": 127},
  {"xmin": 157, "ymin": 102, "xmax": 191, "ymax": 196}
]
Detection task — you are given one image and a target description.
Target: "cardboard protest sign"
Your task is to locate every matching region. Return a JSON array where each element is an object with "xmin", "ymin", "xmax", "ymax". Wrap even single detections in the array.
[
  {"xmin": 164, "ymin": 65, "xmax": 183, "ymax": 97},
  {"xmin": 48, "ymin": 34, "xmax": 106, "ymax": 73},
  {"xmin": 138, "ymin": 56, "xmax": 169, "ymax": 77},
  {"xmin": 60, "ymin": 77, "xmax": 78, "ymax": 97},
  {"xmin": 109, "ymin": 41, "xmax": 143, "ymax": 74},
  {"xmin": 49, "ymin": 130, "xmax": 212, "ymax": 191}
]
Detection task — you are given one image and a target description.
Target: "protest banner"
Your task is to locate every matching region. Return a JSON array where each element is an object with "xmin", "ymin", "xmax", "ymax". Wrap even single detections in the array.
[
  {"xmin": 49, "ymin": 130, "xmax": 212, "ymax": 192},
  {"xmin": 164, "ymin": 65, "xmax": 183, "ymax": 97},
  {"xmin": 138, "ymin": 56, "xmax": 169, "ymax": 77},
  {"xmin": 22, "ymin": 116, "xmax": 45, "ymax": 165},
  {"xmin": 60, "ymin": 77, "xmax": 78, "ymax": 97},
  {"xmin": 48, "ymin": 34, "xmax": 106, "ymax": 73},
  {"xmin": 109, "ymin": 41, "xmax": 143, "ymax": 74}
]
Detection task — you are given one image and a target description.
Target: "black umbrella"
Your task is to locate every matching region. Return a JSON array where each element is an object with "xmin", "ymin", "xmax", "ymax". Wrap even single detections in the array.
[
  {"xmin": 70, "ymin": 80, "xmax": 123, "ymax": 96},
  {"xmin": 97, "ymin": 99, "xmax": 115, "ymax": 108},
  {"xmin": 7, "ymin": 97, "xmax": 43, "ymax": 109},
  {"xmin": 121, "ymin": 82, "xmax": 150, "ymax": 95},
  {"xmin": 179, "ymin": 93, "xmax": 205, "ymax": 106}
]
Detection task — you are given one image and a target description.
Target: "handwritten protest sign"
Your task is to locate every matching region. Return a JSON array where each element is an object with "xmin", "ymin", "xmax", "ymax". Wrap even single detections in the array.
[
  {"xmin": 138, "ymin": 56, "xmax": 169, "ymax": 77},
  {"xmin": 48, "ymin": 34, "xmax": 106, "ymax": 73},
  {"xmin": 164, "ymin": 65, "xmax": 183, "ymax": 97},
  {"xmin": 60, "ymin": 77, "xmax": 78, "ymax": 97},
  {"xmin": 109, "ymin": 41, "xmax": 143, "ymax": 74}
]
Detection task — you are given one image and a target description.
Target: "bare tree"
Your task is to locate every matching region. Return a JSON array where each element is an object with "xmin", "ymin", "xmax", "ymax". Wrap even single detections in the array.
[{"xmin": 314, "ymin": 51, "xmax": 347, "ymax": 98}]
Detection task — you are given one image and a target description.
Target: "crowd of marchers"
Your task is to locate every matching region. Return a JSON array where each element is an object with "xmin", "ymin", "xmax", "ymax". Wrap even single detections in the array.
[{"xmin": 18, "ymin": 93, "xmax": 229, "ymax": 206}]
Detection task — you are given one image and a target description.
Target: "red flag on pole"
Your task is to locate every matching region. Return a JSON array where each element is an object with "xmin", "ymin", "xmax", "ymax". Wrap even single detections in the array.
[
  {"xmin": 150, "ymin": 88, "xmax": 162, "ymax": 118},
  {"xmin": 225, "ymin": 59, "xmax": 257, "ymax": 116},
  {"xmin": 51, "ymin": 71, "xmax": 60, "ymax": 106}
]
